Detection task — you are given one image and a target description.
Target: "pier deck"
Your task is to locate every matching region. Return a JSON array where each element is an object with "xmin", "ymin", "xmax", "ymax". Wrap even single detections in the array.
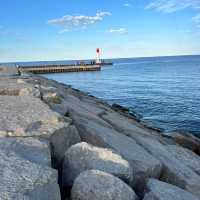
[{"xmin": 18, "ymin": 64, "xmax": 101, "ymax": 74}]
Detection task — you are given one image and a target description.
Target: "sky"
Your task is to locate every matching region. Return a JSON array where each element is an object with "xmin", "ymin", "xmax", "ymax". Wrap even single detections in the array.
[{"xmin": 0, "ymin": 0, "xmax": 200, "ymax": 62}]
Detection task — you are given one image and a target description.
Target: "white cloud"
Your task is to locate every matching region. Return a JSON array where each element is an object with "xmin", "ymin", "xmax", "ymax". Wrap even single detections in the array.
[
  {"xmin": 48, "ymin": 12, "xmax": 111, "ymax": 32},
  {"xmin": 107, "ymin": 28, "xmax": 128, "ymax": 34},
  {"xmin": 124, "ymin": 3, "xmax": 132, "ymax": 7},
  {"xmin": 146, "ymin": 0, "xmax": 200, "ymax": 13},
  {"xmin": 146, "ymin": 0, "xmax": 200, "ymax": 29}
]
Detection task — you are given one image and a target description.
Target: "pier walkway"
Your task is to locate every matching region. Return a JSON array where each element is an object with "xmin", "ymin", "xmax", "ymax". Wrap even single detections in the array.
[{"xmin": 18, "ymin": 64, "xmax": 101, "ymax": 74}]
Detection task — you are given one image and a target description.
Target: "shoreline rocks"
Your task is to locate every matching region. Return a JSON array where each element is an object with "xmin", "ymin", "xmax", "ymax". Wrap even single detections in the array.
[
  {"xmin": 144, "ymin": 179, "xmax": 199, "ymax": 200},
  {"xmin": 1, "ymin": 68, "xmax": 200, "ymax": 199},
  {"xmin": 171, "ymin": 132, "xmax": 200, "ymax": 155}
]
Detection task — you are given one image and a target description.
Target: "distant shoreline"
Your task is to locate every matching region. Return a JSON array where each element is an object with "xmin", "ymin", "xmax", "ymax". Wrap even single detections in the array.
[{"xmin": 1, "ymin": 54, "xmax": 200, "ymax": 65}]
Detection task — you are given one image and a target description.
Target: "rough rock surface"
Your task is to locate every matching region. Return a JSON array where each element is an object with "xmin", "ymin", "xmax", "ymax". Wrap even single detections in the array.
[
  {"xmin": 166, "ymin": 144, "xmax": 200, "ymax": 175},
  {"xmin": 50, "ymin": 125, "xmax": 81, "ymax": 169},
  {"xmin": 62, "ymin": 142, "xmax": 133, "ymax": 187},
  {"xmin": 0, "ymin": 137, "xmax": 51, "ymax": 167},
  {"xmin": 101, "ymin": 111, "xmax": 153, "ymax": 136},
  {"xmin": 128, "ymin": 134, "xmax": 200, "ymax": 198},
  {"xmin": 0, "ymin": 137, "xmax": 60, "ymax": 199},
  {"xmin": 171, "ymin": 132, "xmax": 200, "ymax": 155},
  {"xmin": 0, "ymin": 77, "xmax": 40, "ymax": 97},
  {"xmin": 143, "ymin": 179, "xmax": 199, "ymax": 200},
  {"xmin": 42, "ymin": 88, "xmax": 63, "ymax": 104},
  {"xmin": 0, "ymin": 95, "xmax": 69, "ymax": 138},
  {"xmin": 71, "ymin": 170, "xmax": 138, "ymax": 200}
]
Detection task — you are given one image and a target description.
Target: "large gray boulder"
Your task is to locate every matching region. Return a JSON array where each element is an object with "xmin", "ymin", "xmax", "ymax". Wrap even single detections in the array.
[
  {"xmin": 171, "ymin": 132, "xmax": 200, "ymax": 155},
  {"xmin": 62, "ymin": 142, "xmax": 133, "ymax": 187},
  {"xmin": 71, "ymin": 170, "xmax": 138, "ymax": 200},
  {"xmin": 0, "ymin": 137, "xmax": 51, "ymax": 167},
  {"xmin": 69, "ymin": 112, "xmax": 162, "ymax": 196},
  {"xmin": 128, "ymin": 134, "xmax": 200, "ymax": 198},
  {"xmin": 0, "ymin": 95, "xmax": 70, "ymax": 138},
  {"xmin": 101, "ymin": 111, "xmax": 153, "ymax": 136},
  {"xmin": 0, "ymin": 77, "xmax": 40, "ymax": 97},
  {"xmin": 50, "ymin": 125, "xmax": 81, "ymax": 169},
  {"xmin": 143, "ymin": 179, "xmax": 199, "ymax": 200},
  {"xmin": 0, "ymin": 137, "xmax": 61, "ymax": 199},
  {"xmin": 166, "ymin": 144, "xmax": 200, "ymax": 175}
]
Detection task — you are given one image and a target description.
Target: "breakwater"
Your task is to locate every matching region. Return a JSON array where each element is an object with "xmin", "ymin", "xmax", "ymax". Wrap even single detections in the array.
[
  {"xmin": 18, "ymin": 64, "xmax": 101, "ymax": 74},
  {"xmin": 0, "ymin": 66, "xmax": 200, "ymax": 200}
]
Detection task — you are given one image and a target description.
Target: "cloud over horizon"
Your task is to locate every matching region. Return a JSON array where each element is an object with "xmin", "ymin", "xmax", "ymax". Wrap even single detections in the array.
[
  {"xmin": 146, "ymin": 0, "xmax": 200, "ymax": 29},
  {"xmin": 48, "ymin": 12, "xmax": 111, "ymax": 32},
  {"xmin": 146, "ymin": 0, "xmax": 200, "ymax": 13},
  {"xmin": 107, "ymin": 28, "xmax": 128, "ymax": 34}
]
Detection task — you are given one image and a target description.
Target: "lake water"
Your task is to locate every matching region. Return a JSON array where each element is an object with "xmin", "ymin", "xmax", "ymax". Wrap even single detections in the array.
[{"xmin": 6, "ymin": 55, "xmax": 200, "ymax": 135}]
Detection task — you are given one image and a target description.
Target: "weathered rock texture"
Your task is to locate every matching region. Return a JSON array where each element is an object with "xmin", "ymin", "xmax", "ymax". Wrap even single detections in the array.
[
  {"xmin": 0, "ymin": 95, "xmax": 68, "ymax": 138},
  {"xmin": 144, "ymin": 179, "xmax": 199, "ymax": 200},
  {"xmin": 71, "ymin": 170, "xmax": 138, "ymax": 200},
  {"xmin": 50, "ymin": 125, "xmax": 81, "ymax": 169},
  {"xmin": 0, "ymin": 137, "xmax": 51, "ymax": 167},
  {"xmin": 0, "ymin": 137, "xmax": 60, "ymax": 199},
  {"xmin": 62, "ymin": 142, "xmax": 133, "ymax": 187},
  {"xmin": 172, "ymin": 132, "xmax": 200, "ymax": 155},
  {"xmin": 0, "ymin": 77, "xmax": 40, "ymax": 97},
  {"xmin": 166, "ymin": 144, "xmax": 200, "ymax": 175}
]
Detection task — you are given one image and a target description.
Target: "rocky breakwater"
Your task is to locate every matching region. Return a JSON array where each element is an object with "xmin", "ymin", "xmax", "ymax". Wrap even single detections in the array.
[{"xmin": 0, "ymin": 66, "xmax": 200, "ymax": 200}]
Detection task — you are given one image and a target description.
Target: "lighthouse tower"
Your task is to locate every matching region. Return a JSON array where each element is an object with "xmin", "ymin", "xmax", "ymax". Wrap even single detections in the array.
[{"xmin": 96, "ymin": 48, "xmax": 101, "ymax": 64}]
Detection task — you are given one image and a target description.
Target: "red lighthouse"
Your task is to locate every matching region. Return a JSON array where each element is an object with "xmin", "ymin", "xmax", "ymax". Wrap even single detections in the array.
[{"xmin": 96, "ymin": 48, "xmax": 101, "ymax": 64}]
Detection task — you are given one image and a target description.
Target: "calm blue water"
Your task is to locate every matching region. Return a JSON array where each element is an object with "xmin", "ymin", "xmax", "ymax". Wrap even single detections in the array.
[{"xmin": 4, "ymin": 55, "xmax": 200, "ymax": 135}]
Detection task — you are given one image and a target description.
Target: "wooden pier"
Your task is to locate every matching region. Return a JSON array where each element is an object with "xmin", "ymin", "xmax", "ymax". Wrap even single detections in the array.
[{"xmin": 18, "ymin": 64, "xmax": 101, "ymax": 74}]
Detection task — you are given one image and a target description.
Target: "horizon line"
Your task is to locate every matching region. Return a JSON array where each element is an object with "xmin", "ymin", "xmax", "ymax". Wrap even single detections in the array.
[{"xmin": 1, "ymin": 53, "xmax": 200, "ymax": 64}]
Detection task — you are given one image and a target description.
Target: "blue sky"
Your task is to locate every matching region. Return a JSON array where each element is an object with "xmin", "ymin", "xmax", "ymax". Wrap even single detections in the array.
[{"xmin": 0, "ymin": 0, "xmax": 200, "ymax": 62}]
